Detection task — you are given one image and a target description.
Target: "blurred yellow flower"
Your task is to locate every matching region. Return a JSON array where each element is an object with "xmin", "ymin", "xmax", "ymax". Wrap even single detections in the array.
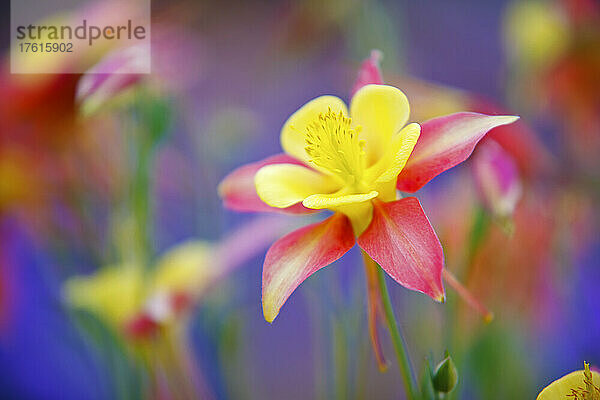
[
  {"xmin": 0, "ymin": 149, "xmax": 43, "ymax": 212},
  {"xmin": 504, "ymin": 0, "xmax": 569, "ymax": 71},
  {"xmin": 65, "ymin": 265, "xmax": 143, "ymax": 327},
  {"xmin": 65, "ymin": 240, "xmax": 215, "ymax": 335},
  {"xmin": 64, "ymin": 215, "xmax": 289, "ymax": 336},
  {"xmin": 151, "ymin": 241, "xmax": 217, "ymax": 296}
]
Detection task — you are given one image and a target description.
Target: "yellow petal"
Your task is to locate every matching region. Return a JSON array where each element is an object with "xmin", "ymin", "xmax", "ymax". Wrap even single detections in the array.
[
  {"xmin": 302, "ymin": 190, "xmax": 378, "ymax": 209},
  {"xmin": 350, "ymin": 84, "xmax": 410, "ymax": 165},
  {"xmin": 281, "ymin": 95, "xmax": 349, "ymax": 164},
  {"xmin": 152, "ymin": 240, "xmax": 215, "ymax": 297},
  {"xmin": 255, "ymin": 163, "xmax": 340, "ymax": 208},
  {"xmin": 64, "ymin": 265, "xmax": 143, "ymax": 327},
  {"xmin": 366, "ymin": 123, "xmax": 421, "ymax": 183}
]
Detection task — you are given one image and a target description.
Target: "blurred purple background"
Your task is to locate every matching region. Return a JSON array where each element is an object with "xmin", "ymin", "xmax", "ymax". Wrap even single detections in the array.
[{"xmin": 0, "ymin": 0, "xmax": 598, "ymax": 399}]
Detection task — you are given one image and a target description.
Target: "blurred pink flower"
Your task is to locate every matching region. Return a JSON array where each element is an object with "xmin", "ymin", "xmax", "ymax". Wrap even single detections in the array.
[{"xmin": 473, "ymin": 140, "xmax": 522, "ymax": 219}]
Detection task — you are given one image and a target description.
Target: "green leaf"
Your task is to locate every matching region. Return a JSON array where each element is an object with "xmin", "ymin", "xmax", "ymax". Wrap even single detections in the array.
[{"xmin": 420, "ymin": 357, "xmax": 436, "ymax": 400}]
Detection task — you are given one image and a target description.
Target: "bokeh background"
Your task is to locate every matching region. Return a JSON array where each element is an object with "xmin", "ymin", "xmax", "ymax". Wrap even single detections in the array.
[{"xmin": 0, "ymin": 0, "xmax": 598, "ymax": 399}]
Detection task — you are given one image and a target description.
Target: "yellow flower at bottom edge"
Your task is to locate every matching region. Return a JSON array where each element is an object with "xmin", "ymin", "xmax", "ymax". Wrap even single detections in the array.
[{"xmin": 537, "ymin": 362, "xmax": 600, "ymax": 400}]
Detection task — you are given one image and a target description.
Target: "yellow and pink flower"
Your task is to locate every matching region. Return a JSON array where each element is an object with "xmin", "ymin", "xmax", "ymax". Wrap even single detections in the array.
[{"xmin": 219, "ymin": 61, "xmax": 519, "ymax": 323}]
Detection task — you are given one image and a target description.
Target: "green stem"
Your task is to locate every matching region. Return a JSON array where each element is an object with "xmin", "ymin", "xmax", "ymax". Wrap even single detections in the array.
[
  {"xmin": 375, "ymin": 265, "xmax": 417, "ymax": 400},
  {"xmin": 132, "ymin": 133, "xmax": 152, "ymax": 265},
  {"xmin": 132, "ymin": 96, "xmax": 153, "ymax": 267},
  {"xmin": 446, "ymin": 207, "xmax": 491, "ymax": 400}
]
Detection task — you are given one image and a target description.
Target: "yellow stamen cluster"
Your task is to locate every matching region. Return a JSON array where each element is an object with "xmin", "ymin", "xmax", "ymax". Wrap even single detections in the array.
[{"xmin": 305, "ymin": 108, "xmax": 366, "ymax": 186}]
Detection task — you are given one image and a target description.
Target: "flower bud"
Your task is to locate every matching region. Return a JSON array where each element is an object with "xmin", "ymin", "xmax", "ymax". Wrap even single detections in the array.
[{"xmin": 432, "ymin": 353, "xmax": 459, "ymax": 393}]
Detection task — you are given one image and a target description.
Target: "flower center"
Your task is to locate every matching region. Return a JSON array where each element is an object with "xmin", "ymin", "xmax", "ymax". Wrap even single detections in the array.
[{"xmin": 305, "ymin": 108, "xmax": 366, "ymax": 187}]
